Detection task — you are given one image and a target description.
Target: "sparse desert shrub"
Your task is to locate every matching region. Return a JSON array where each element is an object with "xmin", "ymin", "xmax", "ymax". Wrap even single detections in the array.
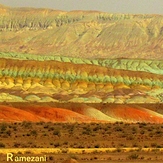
[
  {"xmin": 61, "ymin": 148, "xmax": 68, "ymax": 153},
  {"xmin": 148, "ymin": 132, "xmax": 153, "ymax": 137},
  {"xmin": 43, "ymin": 124, "xmax": 49, "ymax": 129},
  {"xmin": 0, "ymin": 123, "xmax": 7, "ymax": 132},
  {"xmin": 115, "ymin": 121, "xmax": 121, "ymax": 124},
  {"xmin": 31, "ymin": 145, "xmax": 37, "ymax": 148},
  {"xmin": 139, "ymin": 123, "xmax": 147, "ymax": 128},
  {"xmin": 69, "ymin": 154, "xmax": 78, "ymax": 160},
  {"xmin": 114, "ymin": 126, "xmax": 123, "ymax": 132},
  {"xmin": 120, "ymin": 133, "xmax": 127, "ymax": 138},
  {"xmin": 151, "ymin": 143, "xmax": 157, "ymax": 148},
  {"xmin": 76, "ymin": 144, "xmax": 84, "ymax": 148},
  {"xmin": 82, "ymin": 130, "xmax": 90, "ymax": 135},
  {"xmin": 30, "ymin": 130, "xmax": 37, "ymax": 136},
  {"xmin": 94, "ymin": 156, "xmax": 98, "ymax": 160},
  {"xmin": 53, "ymin": 130, "xmax": 61, "ymax": 136},
  {"xmin": 147, "ymin": 127, "xmax": 152, "ymax": 132},
  {"xmin": 116, "ymin": 148, "xmax": 122, "ymax": 152},
  {"xmin": 6, "ymin": 130, "xmax": 11, "ymax": 136},
  {"xmin": 132, "ymin": 142, "xmax": 139, "ymax": 147},
  {"xmin": 42, "ymin": 133, "xmax": 47, "ymax": 136},
  {"xmin": 48, "ymin": 156, "xmax": 54, "ymax": 160},
  {"xmin": 132, "ymin": 127, "xmax": 137, "ymax": 134},
  {"xmin": 93, "ymin": 126, "xmax": 101, "ymax": 131},
  {"xmin": 92, "ymin": 150, "xmax": 98, "ymax": 154},
  {"xmin": 0, "ymin": 142, "xmax": 5, "ymax": 148},
  {"xmin": 8, "ymin": 125, "xmax": 12, "ymax": 129},
  {"xmin": 107, "ymin": 157, "xmax": 112, "ymax": 160},
  {"xmin": 140, "ymin": 156, "xmax": 145, "ymax": 160},
  {"xmin": 26, "ymin": 133, "xmax": 31, "ymax": 136},
  {"xmin": 54, "ymin": 142, "xmax": 60, "ymax": 147},
  {"xmin": 48, "ymin": 127, "xmax": 54, "ymax": 131},
  {"xmin": 118, "ymin": 143, "xmax": 125, "ymax": 147},
  {"xmin": 63, "ymin": 141, "xmax": 68, "ymax": 145},
  {"xmin": 68, "ymin": 127, "xmax": 74, "ymax": 134},
  {"xmin": 83, "ymin": 126, "xmax": 92, "ymax": 135},
  {"xmin": 140, "ymin": 130, "xmax": 145, "ymax": 135},
  {"xmin": 156, "ymin": 145, "xmax": 162, "ymax": 148},
  {"xmin": 106, "ymin": 131, "xmax": 112, "ymax": 135},
  {"xmin": 12, "ymin": 126, "xmax": 17, "ymax": 131},
  {"xmin": 126, "ymin": 135, "xmax": 134, "ymax": 140},
  {"xmin": 94, "ymin": 144, "xmax": 100, "ymax": 148},
  {"xmin": 13, "ymin": 142, "xmax": 21, "ymax": 148},
  {"xmin": 28, "ymin": 141, "xmax": 33, "ymax": 145},
  {"xmin": 36, "ymin": 121, "xmax": 44, "ymax": 125},
  {"xmin": 155, "ymin": 130, "xmax": 162, "ymax": 135},
  {"xmin": 128, "ymin": 153, "xmax": 139, "ymax": 160},
  {"xmin": 22, "ymin": 121, "xmax": 32, "ymax": 128}
]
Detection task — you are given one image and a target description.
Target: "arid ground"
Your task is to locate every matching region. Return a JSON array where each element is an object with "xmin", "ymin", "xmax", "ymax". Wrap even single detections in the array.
[{"xmin": 1, "ymin": 121, "xmax": 163, "ymax": 163}]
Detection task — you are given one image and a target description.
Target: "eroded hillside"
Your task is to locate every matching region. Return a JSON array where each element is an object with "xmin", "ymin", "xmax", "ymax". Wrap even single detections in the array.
[
  {"xmin": 0, "ymin": 4, "xmax": 163, "ymax": 59},
  {"xmin": 1, "ymin": 103, "xmax": 163, "ymax": 123},
  {"xmin": 0, "ymin": 57, "xmax": 163, "ymax": 103},
  {"xmin": 1, "ymin": 4, "xmax": 163, "ymax": 124}
]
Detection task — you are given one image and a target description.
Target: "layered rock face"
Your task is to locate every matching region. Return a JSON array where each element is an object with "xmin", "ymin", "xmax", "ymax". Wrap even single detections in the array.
[
  {"xmin": 0, "ymin": 4, "xmax": 163, "ymax": 123},
  {"xmin": 0, "ymin": 4, "xmax": 163, "ymax": 59},
  {"xmin": 0, "ymin": 57, "xmax": 163, "ymax": 103},
  {"xmin": 1, "ymin": 103, "xmax": 163, "ymax": 123}
]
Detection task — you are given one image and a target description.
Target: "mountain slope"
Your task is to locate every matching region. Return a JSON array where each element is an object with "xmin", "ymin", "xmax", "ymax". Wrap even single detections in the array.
[{"xmin": 0, "ymin": 4, "xmax": 163, "ymax": 59}]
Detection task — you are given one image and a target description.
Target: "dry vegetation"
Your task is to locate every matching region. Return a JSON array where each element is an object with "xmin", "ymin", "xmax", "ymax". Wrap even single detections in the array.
[{"xmin": 0, "ymin": 122, "xmax": 163, "ymax": 162}]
